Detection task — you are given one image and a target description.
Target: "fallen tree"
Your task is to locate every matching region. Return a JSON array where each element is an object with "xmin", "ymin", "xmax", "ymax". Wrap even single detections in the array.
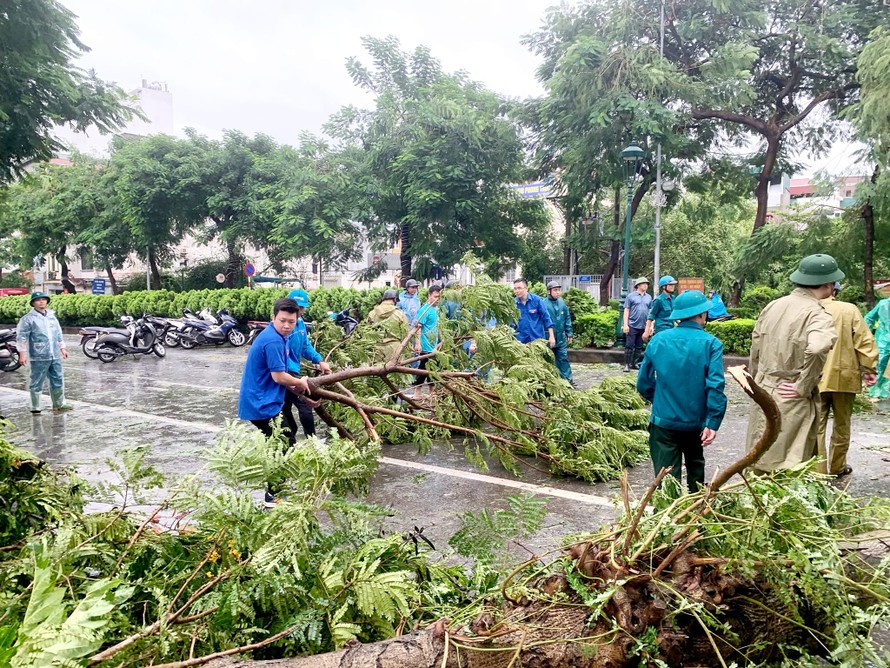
[{"xmin": 198, "ymin": 367, "xmax": 890, "ymax": 668}]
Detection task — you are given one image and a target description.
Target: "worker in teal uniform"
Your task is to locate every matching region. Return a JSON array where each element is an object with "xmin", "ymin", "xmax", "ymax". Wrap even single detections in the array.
[
  {"xmin": 636, "ymin": 290, "xmax": 727, "ymax": 492},
  {"xmin": 645, "ymin": 275, "xmax": 678, "ymax": 339},
  {"xmin": 543, "ymin": 280, "xmax": 574, "ymax": 383}
]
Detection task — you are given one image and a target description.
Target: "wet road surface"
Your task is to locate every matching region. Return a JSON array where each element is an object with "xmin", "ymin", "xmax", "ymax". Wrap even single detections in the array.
[{"xmin": 2, "ymin": 335, "xmax": 889, "ymax": 557}]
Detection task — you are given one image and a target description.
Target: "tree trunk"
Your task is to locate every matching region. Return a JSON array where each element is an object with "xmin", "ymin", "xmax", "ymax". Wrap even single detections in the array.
[
  {"xmin": 599, "ymin": 187, "xmax": 622, "ymax": 306},
  {"xmin": 149, "ymin": 247, "xmax": 163, "ymax": 290},
  {"xmin": 862, "ymin": 164, "xmax": 879, "ymax": 309},
  {"xmin": 751, "ymin": 134, "xmax": 780, "ymax": 234},
  {"xmin": 563, "ymin": 215, "xmax": 572, "ymax": 275},
  {"xmin": 225, "ymin": 237, "xmax": 240, "ymax": 289},
  {"xmin": 399, "ymin": 223, "xmax": 412, "ymax": 279},
  {"xmin": 205, "ymin": 627, "xmax": 451, "ymax": 668},
  {"xmin": 105, "ymin": 261, "xmax": 119, "ymax": 295}
]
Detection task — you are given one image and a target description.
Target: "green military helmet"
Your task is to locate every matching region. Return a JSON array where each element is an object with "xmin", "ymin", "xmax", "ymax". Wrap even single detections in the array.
[
  {"xmin": 789, "ymin": 254, "xmax": 845, "ymax": 286},
  {"xmin": 633, "ymin": 277, "xmax": 650, "ymax": 288},
  {"xmin": 669, "ymin": 290, "xmax": 713, "ymax": 320}
]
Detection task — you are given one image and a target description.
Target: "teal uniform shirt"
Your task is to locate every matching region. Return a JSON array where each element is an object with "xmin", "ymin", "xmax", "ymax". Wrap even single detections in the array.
[
  {"xmin": 543, "ymin": 296, "xmax": 573, "ymax": 344},
  {"xmin": 647, "ymin": 292, "xmax": 675, "ymax": 334},
  {"xmin": 636, "ymin": 320, "xmax": 727, "ymax": 431}
]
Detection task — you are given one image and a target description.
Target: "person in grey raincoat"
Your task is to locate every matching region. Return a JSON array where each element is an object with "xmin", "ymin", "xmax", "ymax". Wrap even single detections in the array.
[
  {"xmin": 17, "ymin": 292, "xmax": 73, "ymax": 414},
  {"xmin": 745, "ymin": 254, "xmax": 841, "ymax": 473},
  {"xmin": 543, "ymin": 280, "xmax": 574, "ymax": 383}
]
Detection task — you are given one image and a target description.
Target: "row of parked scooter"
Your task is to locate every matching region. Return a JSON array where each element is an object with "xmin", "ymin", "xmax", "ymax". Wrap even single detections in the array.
[{"xmin": 79, "ymin": 308, "xmax": 245, "ymax": 363}]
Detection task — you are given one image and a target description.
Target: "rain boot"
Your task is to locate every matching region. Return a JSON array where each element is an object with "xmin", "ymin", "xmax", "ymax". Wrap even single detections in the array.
[
  {"xmin": 623, "ymin": 348, "xmax": 632, "ymax": 373},
  {"xmin": 632, "ymin": 349, "xmax": 643, "ymax": 370},
  {"xmin": 50, "ymin": 386, "xmax": 73, "ymax": 412},
  {"xmin": 30, "ymin": 390, "xmax": 42, "ymax": 414}
]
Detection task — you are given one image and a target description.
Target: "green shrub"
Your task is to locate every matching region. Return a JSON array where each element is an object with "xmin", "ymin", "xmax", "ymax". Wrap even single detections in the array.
[
  {"xmin": 739, "ymin": 286, "xmax": 781, "ymax": 314},
  {"xmin": 563, "ymin": 288, "xmax": 598, "ymax": 320},
  {"xmin": 705, "ymin": 319, "xmax": 755, "ymax": 355},
  {"xmin": 573, "ymin": 310, "xmax": 619, "ymax": 348},
  {"xmin": 0, "ymin": 271, "xmax": 30, "ymax": 288}
]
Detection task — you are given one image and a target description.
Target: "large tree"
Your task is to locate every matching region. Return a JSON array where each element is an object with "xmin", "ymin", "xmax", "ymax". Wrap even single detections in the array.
[
  {"xmin": 524, "ymin": 0, "xmax": 886, "ymax": 300},
  {"xmin": 328, "ymin": 36, "xmax": 547, "ymax": 280},
  {"xmin": 843, "ymin": 26, "xmax": 890, "ymax": 307},
  {"xmin": 0, "ymin": 0, "xmax": 135, "ymax": 182},
  {"xmin": 109, "ymin": 135, "xmax": 206, "ymax": 289}
]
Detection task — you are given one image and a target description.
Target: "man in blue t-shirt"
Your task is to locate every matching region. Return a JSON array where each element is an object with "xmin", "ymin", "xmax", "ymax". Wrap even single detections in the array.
[
  {"xmin": 238, "ymin": 298, "xmax": 310, "ymax": 440},
  {"xmin": 512, "ymin": 278, "xmax": 556, "ymax": 347},
  {"xmin": 283, "ymin": 289, "xmax": 332, "ymax": 439}
]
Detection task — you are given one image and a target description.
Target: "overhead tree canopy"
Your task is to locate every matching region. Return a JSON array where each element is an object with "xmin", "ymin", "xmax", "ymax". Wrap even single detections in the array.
[{"xmin": 0, "ymin": 0, "xmax": 136, "ymax": 182}]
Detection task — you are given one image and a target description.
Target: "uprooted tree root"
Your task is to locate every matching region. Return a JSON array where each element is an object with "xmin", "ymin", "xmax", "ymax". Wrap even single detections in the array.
[{"xmin": 192, "ymin": 366, "xmax": 888, "ymax": 668}]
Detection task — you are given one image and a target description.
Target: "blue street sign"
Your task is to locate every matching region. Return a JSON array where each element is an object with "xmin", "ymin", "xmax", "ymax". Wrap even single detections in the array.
[
  {"xmin": 578, "ymin": 275, "xmax": 592, "ymax": 283},
  {"xmin": 243, "ymin": 263, "xmax": 256, "ymax": 277},
  {"xmin": 91, "ymin": 278, "xmax": 106, "ymax": 295}
]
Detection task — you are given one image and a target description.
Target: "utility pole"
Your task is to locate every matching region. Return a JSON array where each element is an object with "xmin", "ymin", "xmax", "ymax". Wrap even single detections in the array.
[{"xmin": 653, "ymin": 0, "xmax": 666, "ymax": 285}]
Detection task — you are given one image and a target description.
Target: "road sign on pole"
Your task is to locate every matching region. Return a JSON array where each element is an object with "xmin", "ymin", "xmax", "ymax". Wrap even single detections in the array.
[
  {"xmin": 243, "ymin": 263, "xmax": 256, "ymax": 277},
  {"xmin": 91, "ymin": 278, "xmax": 106, "ymax": 295}
]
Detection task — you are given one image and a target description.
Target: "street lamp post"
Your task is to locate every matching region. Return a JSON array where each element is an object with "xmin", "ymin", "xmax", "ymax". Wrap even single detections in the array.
[
  {"xmin": 620, "ymin": 144, "xmax": 646, "ymax": 300},
  {"xmin": 616, "ymin": 144, "xmax": 645, "ymax": 345}
]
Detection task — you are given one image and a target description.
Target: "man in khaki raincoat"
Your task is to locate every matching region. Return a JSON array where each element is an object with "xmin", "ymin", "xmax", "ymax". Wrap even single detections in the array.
[
  {"xmin": 817, "ymin": 284, "xmax": 878, "ymax": 476},
  {"xmin": 745, "ymin": 254, "xmax": 842, "ymax": 473},
  {"xmin": 365, "ymin": 289, "xmax": 409, "ymax": 363}
]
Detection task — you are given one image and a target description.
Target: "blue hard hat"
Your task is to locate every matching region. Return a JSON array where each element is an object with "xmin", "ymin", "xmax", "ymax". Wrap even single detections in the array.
[
  {"xmin": 29, "ymin": 291, "xmax": 51, "ymax": 305},
  {"xmin": 287, "ymin": 289, "xmax": 310, "ymax": 308},
  {"xmin": 658, "ymin": 276, "xmax": 678, "ymax": 288},
  {"xmin": 669, "ymin": 290, "xmax": 712, "ymax": 320}
]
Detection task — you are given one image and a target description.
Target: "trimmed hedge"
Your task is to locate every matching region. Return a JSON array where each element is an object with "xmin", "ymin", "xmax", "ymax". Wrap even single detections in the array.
[
  {"xmin": 573, "ymin": 310, "xmax": 620, "ymax": 348},
  {"xmin": 705, "ymin": 319, "xmax": 755, "ymax": 356},
  {"xmin": 0, "ymin": 286, "xmax": 394, "ymax": 327}
]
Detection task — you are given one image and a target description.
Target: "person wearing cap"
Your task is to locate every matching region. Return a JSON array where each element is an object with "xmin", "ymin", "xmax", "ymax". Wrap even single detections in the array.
[
  {"xmin": 17, "ymin": 292, "xmax": 73, "ymax": 414},
  {"xmin": 398, "ymin": 279, "xmax": 422, "ymax": 324},
  {"xmin": 745, "ymin": 254, "xmax": 841, "ymax": 474},
  {"xmin": 864, "ymin": 295, "xmax": 890, "ymax": 400},
  {"xmin": 512, "ymin": 278, "xmax": 556, "ymax": 348},
  {"xmin": 644, "ymin": 276, "xmax": 678, "ymax": 340},
  {"xmin": 283, "ymin": 289, "xmax": 332, "ymax": 440},
  {"xmin": 622, "ymin": 277, "xmax": 652, "ymax": 372},
  {"xmin": 365, "ymin": 289, "xmax": 409, "ymax": 363},
  {"xmin": 543, "ymin": 280, "xmax": 574, "ymax": 383},
  {"xmin": 817, "ymin": 282, "xmax": 878, "ymax": 477},
  {"xmin": 636, "ymin": 290, "xmax": 726, "ymax": 492}
]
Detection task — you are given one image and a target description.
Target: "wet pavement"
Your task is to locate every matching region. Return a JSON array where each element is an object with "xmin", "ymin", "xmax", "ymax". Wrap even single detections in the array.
[{"xmin": 2, "ymin": 335, "xmax": 889, "ymax": 557}]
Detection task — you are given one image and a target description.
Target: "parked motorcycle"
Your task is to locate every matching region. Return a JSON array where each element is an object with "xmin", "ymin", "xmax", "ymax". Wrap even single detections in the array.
[
  {"xmin": 178, "ymin": 309, "xmax": 245, "ymax": 348},
  {"xmin": 0, "ymin": 328, "xmax": 21, "ymax": 372},
  {"xmin": 79, "ymin": 316, "xmax": 136, "ymax": 358},
  {"xmin": 93, "ymin": 315, "xmax": 167, "ymax": 362},
  {"xmin": 159, "ymin": 308, "xmax": 202, "ymax": 348},
  {"xmin": 246, "ymin": 320, "xmax": 268, "ymax": 345},
  {"xmin": 330, "ymin": 308, "xmax": 359, "ymax": 336}
]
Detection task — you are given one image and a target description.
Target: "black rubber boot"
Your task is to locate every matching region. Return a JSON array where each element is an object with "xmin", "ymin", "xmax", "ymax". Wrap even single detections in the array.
[
  {"xmin": 632, "ymin": 349, "xmax": 643, "ymax": 370},
  {"xmin": 623, "ymin": 348, "xmax": 632, "ymax": 372}
]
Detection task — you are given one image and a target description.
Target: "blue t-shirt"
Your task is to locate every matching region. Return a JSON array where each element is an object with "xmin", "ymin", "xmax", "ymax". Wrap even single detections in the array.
[
  {"xmin": 238, "ymin": 323, "xmax": 289, "ymax": 421},
  {"xmin": 286, "ymin": 319, "xmax": 323, "ymax": 374},
  {"xmin": 624, "ymin": 291, "xmax": 652, "ymax": 330},
  {"xmin": 415, "ymin": 303, "xmax": 440, "ymax": 353},
  {"xmin": 515, "ymin": 293, "xmax": 554, "ymax": 343}
]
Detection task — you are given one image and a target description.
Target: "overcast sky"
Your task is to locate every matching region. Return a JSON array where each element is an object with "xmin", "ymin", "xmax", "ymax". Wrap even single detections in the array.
[
  {"xmin": 60, "ymin": 0, "xmax": 861, "ymax": 176},
  {"xmin": 62, "ymin": 0, "xmax": 556, "ymax": 146}
]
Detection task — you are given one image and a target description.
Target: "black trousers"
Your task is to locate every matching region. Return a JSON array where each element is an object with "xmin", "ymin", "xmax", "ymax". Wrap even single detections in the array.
[
  {"xmin": 250, "ymin": 412, "xmax": 296, "ymax": 444},
  {"xmin": 413, "ymin": 358, "xmax": 430, "ymax": 386},
  {"xmin": 283, "ymin": 391, "xmax": 316, "ymax": 437},
  {"xmin": 625, "ymin": 326, "xmax": 646, "ymax": 351},
  {"xmin": 648, "ymin": 422, "xmax": 705, "ymax": 492}
]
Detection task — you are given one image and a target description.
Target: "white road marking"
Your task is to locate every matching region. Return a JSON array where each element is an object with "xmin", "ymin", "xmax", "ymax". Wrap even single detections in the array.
[
  {"xmin": 379, "ymin": 456, "xmax": 613, "ymax": 506},
  {"xmin": 1, "ymin": 386, "xmax": 614, "ymax": 505}
]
